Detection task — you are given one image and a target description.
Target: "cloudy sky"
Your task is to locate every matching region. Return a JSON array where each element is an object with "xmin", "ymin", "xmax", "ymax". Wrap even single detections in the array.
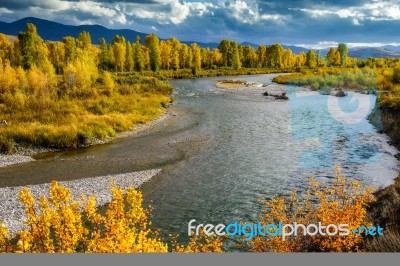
[{"xmin": 1, "ymin": 0, "xmax": 400, "ymax": 47}]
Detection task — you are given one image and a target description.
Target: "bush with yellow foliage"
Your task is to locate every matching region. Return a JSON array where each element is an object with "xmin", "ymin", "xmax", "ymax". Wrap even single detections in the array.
[
  {"xmin": 0, "ymin": 181, "xmax": 222, "ymax": 253},
  {"xmin": 0, "ymin": 168, "xmax": 378, "ymax": 253},
  {"xmin": 248, "ymin": 167, "xmax": 375, "ymax": 252}
]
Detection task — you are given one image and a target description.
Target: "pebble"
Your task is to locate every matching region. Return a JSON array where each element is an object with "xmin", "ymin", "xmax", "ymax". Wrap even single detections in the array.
[{"xmin": 0, "ymin": 169, "xmax": 162, "ymax": 236}]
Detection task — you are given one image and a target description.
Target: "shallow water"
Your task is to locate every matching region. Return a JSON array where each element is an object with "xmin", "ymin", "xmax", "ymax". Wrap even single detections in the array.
[{"xmin": 0, "ymin": 74, "xmax": 398, "ymax": 249}]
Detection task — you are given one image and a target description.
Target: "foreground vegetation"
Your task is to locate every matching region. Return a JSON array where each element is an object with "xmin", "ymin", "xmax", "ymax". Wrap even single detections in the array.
[
  {"xmin": 0, "ymin": 181, "xmax": 222, "ymax": 252},
  {"xmin": 248, "ymin": 167, "xmax": 375, "ymax": 252},
  {"xmin": 0, "ymin": 167, "xmax": 387, "ymax": 253}
]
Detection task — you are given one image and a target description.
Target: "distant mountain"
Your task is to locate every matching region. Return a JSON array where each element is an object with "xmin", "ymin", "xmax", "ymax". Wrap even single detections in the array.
[
  {"xmin": 348, "ymin": 47, "xmax": 400, "ymax": 58},
  {"xmin": 0, "ymin": 17, "xmax": 150, "ymax": 44},
  {"xmin": 282, "ymin": 45, "xmax": 310, "ymax": 54},
  {"xmin": 241, "ymin": 42, "xmax": 259, "ymax": 49},
  {"xmin": 285, "ymin": 46, "xmax": 400, "ymax": 58},
  {"xmin": 0, "ymin": 17, "xmax": 223, "ymax": 48},
  {"xmin": 2, "ymin": 17, "xmax": 400, "ymax": 58},
  {"xmin": 183, "ymin": 41, "xmax": 219, "ymax": 49},
  {"xmin": 382, "ymin": 45, "xmax": 400, "ymax": 52}
]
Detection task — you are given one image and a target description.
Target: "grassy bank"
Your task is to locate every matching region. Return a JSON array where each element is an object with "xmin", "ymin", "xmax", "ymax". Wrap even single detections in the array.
[
  {"xmin": 121, "ymin": 67, "xmax": 294, "ymax": 81},
  {"xmin": 272, "ymin": 68, "xmax": 378, "ymax": 93},
  {"xmin": 273, "ymin": 67, "xmax": 400, "ymax": 109},
  {"xmin": 0, "ymin": 72, "xmax": 172, "ymax": 153}
]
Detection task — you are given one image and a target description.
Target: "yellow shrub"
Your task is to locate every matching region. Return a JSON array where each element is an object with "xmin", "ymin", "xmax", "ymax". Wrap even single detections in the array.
[
  {"xmin": 0, "ymin": 181, "xmax": 222, "ymax": 253},
  {"xmin": 102, "ymin": 71, "xmax": 115, "ymax": 95},
  {"xmin": 248, "ymin": 167, "xmax": 375, "ymax": 252}
]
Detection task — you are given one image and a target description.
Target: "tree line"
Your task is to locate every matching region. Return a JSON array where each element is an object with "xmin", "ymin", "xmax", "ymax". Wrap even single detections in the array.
[{"xmin": 0, "ymin": 23, "xmax": 354, "ymax": 79}]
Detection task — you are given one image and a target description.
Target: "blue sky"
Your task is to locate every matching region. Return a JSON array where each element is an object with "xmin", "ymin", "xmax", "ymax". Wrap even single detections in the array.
[{"xmin": 1, "ymin": 0, "xmax": 400, "ymax": 47}]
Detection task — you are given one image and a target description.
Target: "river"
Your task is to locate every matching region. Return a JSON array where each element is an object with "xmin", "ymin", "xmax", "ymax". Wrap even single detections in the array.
[{"xmin": 0, "ymin": 73, "xmax": 398, "ymax": 248}]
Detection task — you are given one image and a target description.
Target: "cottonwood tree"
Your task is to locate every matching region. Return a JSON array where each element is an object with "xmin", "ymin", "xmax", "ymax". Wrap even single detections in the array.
[
  {"xmin": 133, "ymin": 36, "xmax": 145, "ymax": 72},
  {"xmin": 145, "ymin": 33, "xmax": 160, "ymax": 72},
  {"xmin": 306, "ymin": 50, "xmax": 317, "ymax": 68},
  {"xmin": 337, "ymin": 43, "xmax": 348, "ymax": 67}
]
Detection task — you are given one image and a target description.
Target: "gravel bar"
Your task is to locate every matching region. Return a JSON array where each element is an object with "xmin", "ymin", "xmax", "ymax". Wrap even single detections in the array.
[
  {"xmin": 0, "ymin": 155, "xmax": 35, "ymax": 168},
  {"xmin": 0, "ymin": 169, "xmax": 161, "ymax": 236}
]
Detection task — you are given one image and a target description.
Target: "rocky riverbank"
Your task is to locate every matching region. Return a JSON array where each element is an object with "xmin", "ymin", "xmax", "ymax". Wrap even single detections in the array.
[
  {"xmin": 0, "ymin": 169, "xmax": 162, "ymax": 236},
  {"xmin": 367, "ymin": 102, "xmax": 400, "ymax": 251},
  {"xmin": 0, "ymin": 111, "xmax": 170, "ymax": 169}
]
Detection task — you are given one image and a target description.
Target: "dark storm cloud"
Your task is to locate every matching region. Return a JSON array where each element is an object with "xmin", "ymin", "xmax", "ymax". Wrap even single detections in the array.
[
  {"xmin": 1, "ymin": 0, "xmax": 400, "ymax": 46},
  {"xmin": 65, "ymin": 0, "xmax": 161, "ymax": 3},
  {"xmin": 0, "ymin": 0, "xmax": 61, "ymax": 10}
]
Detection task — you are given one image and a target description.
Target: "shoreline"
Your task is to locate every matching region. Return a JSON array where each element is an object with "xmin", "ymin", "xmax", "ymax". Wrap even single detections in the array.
[
  {"xmin": 0, "ymin": 109, "xmax": 171, "ymax": 169},
  {"xmin": 0, "ymin": 168, "xmax": 162, "ymax": 236},
  {"xmin": 0, "ymin": 71, "xmax": 285, "ymax": 169}
]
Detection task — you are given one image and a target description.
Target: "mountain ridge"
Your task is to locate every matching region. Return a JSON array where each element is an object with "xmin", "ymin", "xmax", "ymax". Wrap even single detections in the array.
[{"xmin": 1, "ymin": 17, "xmax": 400, "ymax": 58}]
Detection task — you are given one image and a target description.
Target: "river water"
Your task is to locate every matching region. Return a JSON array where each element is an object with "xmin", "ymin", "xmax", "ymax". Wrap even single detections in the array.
[{"xmin": 0, "ymin": 74, "xmax": 398, "ymax": 248}]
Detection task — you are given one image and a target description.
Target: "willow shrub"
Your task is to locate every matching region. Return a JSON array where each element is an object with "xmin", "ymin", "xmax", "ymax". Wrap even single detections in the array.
[
  {"xmin": 247, "ymin": 167, "xmax": 375, "ymax": 252},
  {"xmin": 0, "ymin": 181, "xmax": 222, "ymax": 253}
]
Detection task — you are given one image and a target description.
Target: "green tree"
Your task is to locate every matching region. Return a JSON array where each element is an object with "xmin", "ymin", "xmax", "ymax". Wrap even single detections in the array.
[
  {"xmin": 63, "ymin": 36, "xmax": 77, "ymax": 64},
  {"xmin": 306, "ymin": 50, "xmax": 317, "ymax": 68},
  {"xmin": 266, "ymin": 44, "xmax": 283, "ymax": 68},
  {"xmin": 99, "ymin": 38, "xmax": 109, "ymax": 68},
  {"xmin": 316, "ymin": 50, "xmax": 321, "ymax": 67},
  {"xmin": 218, "ymin": 40, "xmax": 234, "ymax": 67},
  {"xmin": 232, "ymin": 43, "xmax": 241, "ymax": 70},
  {"xmin": 18, "ymin": 23, "xmax": 46, "ymax": 69},
  {"xmin": 125, "ymin": 41, "xmax": 134, "ymax": 71},
  {"xmin": 337, "ymin": 43, "xmax": 348, "ymax": 67},
  {"xmin": 48, "ymin": 42, "xmax": 65, "ymax": 74},
  {"xmin": 242, "ymin": 45, "xmax": 256, "ymax": 68},
  {"xmin": 133, "ymin": 36, "xmax": 145, "ymax": 72},
  {"xmin": 145, "ymin": 33, "xmax": 160, "ymax": 72}
]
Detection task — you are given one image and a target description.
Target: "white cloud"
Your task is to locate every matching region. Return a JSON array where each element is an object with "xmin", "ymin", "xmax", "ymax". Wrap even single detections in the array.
[
  {"xmin": 124, "ymin": 0, "xmax": 214, "ymax": 25},
  {"xmin": 294, "ymin": 0, "xmax": 400, "ymax": 24},
  {"xmin": 12, "ymin": 0, "xmax": 129, "ymax": 26},
  {"xmin": 0, "ymin": 7, "xmax": 13, "ymax": 14},
  {"xmin": 294, "ymin": 41, "xmax": 400, "ymax": 49},
  {"xmin": 70, "ymin": 1, "xmax": 119, "ymax": 18},
  {"xmin": 352, "ymin": 18, "xmax": 361, "ymax": 25},
  {"xmin": 260, "ymin": 14, "xmax": 290, "ymax": 23},
  {"xmin": 225, "ymin": 0, "xmax": 289, "ymax": 24}
]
